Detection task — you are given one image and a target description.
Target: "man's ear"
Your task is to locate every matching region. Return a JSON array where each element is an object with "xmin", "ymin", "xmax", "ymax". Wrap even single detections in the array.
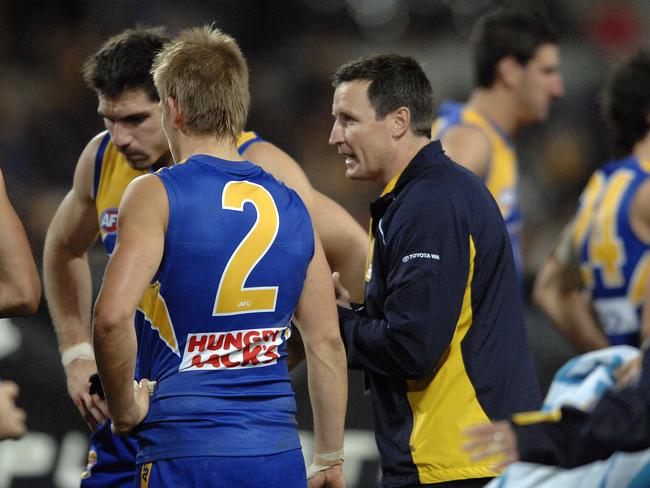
[
  {"xmin": 391, "ymin": 107, "xmax": 411, "ymax": 138},
  {"xmin": 496, "ymin": 56, "xmax": 523, "ymax": 88},
  {"xmin": 166, "ymin": 97, "xmax": 184, "ymax": 130}
]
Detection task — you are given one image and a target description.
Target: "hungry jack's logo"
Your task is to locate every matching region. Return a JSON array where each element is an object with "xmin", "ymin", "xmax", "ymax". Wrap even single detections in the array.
[{"xmin": 180, "ymin": 327, "xmax": 286, "ymax": 371}]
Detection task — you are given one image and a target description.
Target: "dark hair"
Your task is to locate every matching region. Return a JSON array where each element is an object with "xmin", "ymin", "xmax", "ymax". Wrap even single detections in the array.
[
  {"xmin": 602, "ymin": 50, "xmax": 650, "ymax": 157},
  {"xmin": 331, "ymin": 54, "xmax": 434, "ymax": 137},
  {"xmin": 82, "ymin": 26, "xmax": 170, "ymax": 101},
  {"xmin": 472, "ymin": 10, "xmax": 558, "ymax": 88}
]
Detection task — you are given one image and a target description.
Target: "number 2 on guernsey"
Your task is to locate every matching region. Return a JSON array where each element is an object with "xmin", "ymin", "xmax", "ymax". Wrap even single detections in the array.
[{"xmin": 213, "ymin": 181, "xmax": 279, "ymax": 315}]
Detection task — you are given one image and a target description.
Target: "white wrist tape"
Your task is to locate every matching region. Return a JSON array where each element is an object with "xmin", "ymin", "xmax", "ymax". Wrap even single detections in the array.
[
  {"xmin": 306, "ymin": 449, "xmax": 344, "ymax": 479},
  {"xmin": 61, "ymin": 342, "xmax": 95, "ymax": 367}
]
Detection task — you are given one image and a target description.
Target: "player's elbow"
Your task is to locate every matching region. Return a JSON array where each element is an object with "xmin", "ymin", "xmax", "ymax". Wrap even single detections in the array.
[
  {"xmin": 93, "ymin": 300, "xmax": 131, "ymax": 339},
  {"xmin": 0, "ymin": 277, "xmax": 41, "ymax": 317}
]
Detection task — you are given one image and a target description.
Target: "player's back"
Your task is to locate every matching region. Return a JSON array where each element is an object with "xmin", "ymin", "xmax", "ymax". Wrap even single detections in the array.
[
  {"xmin": 134, "ymin": 154, "xmax": 314, "ymax": 464},
  {"xmin": 432, "ymin": 101, "xmax": 523, "ymax": 282},
  {"xmin": 573, "ymin": 156, "xmax": 650, "ymax": 346}
]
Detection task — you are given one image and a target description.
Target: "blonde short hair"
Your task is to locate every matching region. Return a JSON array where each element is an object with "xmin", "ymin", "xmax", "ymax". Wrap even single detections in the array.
[{"xmin": 152, "ymin": 25, "xmax": 249, "ymax": 140}]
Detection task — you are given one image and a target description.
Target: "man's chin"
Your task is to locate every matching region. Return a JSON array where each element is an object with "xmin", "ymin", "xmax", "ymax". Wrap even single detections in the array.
[{"xmin": 126, "ymin": 157, "xmax": 153, "ymax": 170}]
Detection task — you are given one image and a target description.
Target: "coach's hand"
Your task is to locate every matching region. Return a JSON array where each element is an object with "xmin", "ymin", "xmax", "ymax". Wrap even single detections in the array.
[
  {"xmin": 111, "ymin": 379, "xmax": 151, "ymax": 436},
  {"xmin": 65, "ymin": 359, "xmax": 108, "ymax": 432},
  {"xmin": 308, "ymin": 464, "xmax": 344, "ymax": 488},
  {"xmin": 332, "ymin": 272, "xmax": 350, "ymax": 309}
]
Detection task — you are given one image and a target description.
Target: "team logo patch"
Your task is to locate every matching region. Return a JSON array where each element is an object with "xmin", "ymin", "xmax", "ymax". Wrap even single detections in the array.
[
  {"xmin": 180, "ymin": 327, "xmax": 286, "ymax": 371},
  {"xmin": 99, "ymin": 208, "xmax": 119, "ymax": 234}
]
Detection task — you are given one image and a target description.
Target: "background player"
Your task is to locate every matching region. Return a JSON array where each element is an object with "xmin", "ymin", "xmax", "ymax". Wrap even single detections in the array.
[
  {"xmin": 44, "ymin": 27, "xmax": 364, "ymax": 487},
  {"xmin": 93, "ymin": 25, "xmax": 346, "ymax": 487},
  {"xmin": 432, "ymin": 10, "xmax": 564, "ymax": 285},
  {"xmin": 533, "ymin": 50, "xmax": 650, "ymax": 352}
]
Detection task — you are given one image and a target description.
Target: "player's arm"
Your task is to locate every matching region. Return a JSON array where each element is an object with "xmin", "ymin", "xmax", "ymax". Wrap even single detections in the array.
[
  {"xmin": 439, "ymin": 125, "xmax": 490, "ymax": 178},
  {"xmin": 293, "ymin": 234, "xmax": 347, "ymax": 487},
  {"xmin": 309, "ymin": 192, "xmax": 367, "ymax": 304},
  {"xmin": 0, "ymin": 169, "xmax": 40, "ymax": 316},
  {"xmin": 244, "ymin": 141, "xmax": 367, "ymax": 303},
  {"xmin": 43, "ymin": 135, "xmax": 109, "ymax": 431},
  {"xmin": 532, "ymin": 222, "xmax": 609, "ymax": 352},
  {"xmin": 93, "ymin": 175, "xmax": 166, "ymax": 434}
]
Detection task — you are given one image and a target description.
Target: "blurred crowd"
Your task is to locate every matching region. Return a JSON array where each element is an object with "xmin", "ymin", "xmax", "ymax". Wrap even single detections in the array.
[{"xmin": 1, "ymin": 0, "xmax": 648, "ymax": 288}]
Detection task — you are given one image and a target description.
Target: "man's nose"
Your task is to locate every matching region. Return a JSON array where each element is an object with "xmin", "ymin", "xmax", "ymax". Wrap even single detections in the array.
[
  {"xmin": 329, "ymin": 121, "xmax": 343, "ymax": 146},
  {"xmin": 112, "ymin": 122, "xmax": 134, "ymax": 149}
]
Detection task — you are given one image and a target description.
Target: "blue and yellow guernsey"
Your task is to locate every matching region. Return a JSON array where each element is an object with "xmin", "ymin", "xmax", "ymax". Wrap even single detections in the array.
[
  {"xmin": 571, "ymin": 156, "xmax": 650, "ymax": 347},
  {"xmin": 338, "ymin": 141, "xmax": 540, "ymax": 486},
  {"xmin": 86, "ymin": 130, "xmax": 266, "ymax": 486},
  {"xmin": 94, "ymin": 130, "xmax": 263, "ymax": 255},
  {"xmin": 133, "ymin": 154, "xmax": 314, "ymax": 464},
  {"xmin": 432, "ymin": 101, "xmax": 523, "ymax": 282}
]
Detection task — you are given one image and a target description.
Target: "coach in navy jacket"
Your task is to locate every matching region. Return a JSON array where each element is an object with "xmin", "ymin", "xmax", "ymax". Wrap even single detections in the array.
[{"xmin": 329, "ymin": 54, "xmax": 541, "ymax": 488}]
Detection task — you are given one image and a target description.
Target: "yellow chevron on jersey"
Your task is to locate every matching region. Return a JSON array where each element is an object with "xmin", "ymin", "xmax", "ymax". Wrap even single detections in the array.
[
  {"xmin": 93, "ymin": 130, "xmax": 265, "ymax": 255},
  {"xmin": 138, "ymin": 282, "xmax": 179, "ymax": 356}
]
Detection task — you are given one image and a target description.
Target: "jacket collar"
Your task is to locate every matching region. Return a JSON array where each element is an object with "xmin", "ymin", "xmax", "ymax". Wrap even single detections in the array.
[{"xmin": 370, "ymin": 140, "xmax": 443, "ymax": 227}]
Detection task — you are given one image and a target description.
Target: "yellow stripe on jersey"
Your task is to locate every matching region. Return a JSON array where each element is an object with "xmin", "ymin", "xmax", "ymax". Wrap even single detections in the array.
[
  {"xmin": 138, "ymin": 282, "xmax": 180, "ymax": 356},
  {"xmin": 406, "ymin": 236, "xmax": 497, "ymax": 483},
  {"xmin": 572, "ymin": 172, "xmax": 605, "ymax": 251},
  {"xmin": 512, "ymin": 409, "xmax": 562, "ymax": 426},
  {"xmin": 628, "ymin": 251, "xmax": 650, "ymax": 305},
  {"xmin": 95, "ymin": 136, "xmax": 148, "ymax": 240},
  {"xmin": 459, "ymin": 109, "xmax": 517, "ymax": 220},
  {"xmin": 236, "ymin": 130, "xmax": 259, "ymax": 150}
]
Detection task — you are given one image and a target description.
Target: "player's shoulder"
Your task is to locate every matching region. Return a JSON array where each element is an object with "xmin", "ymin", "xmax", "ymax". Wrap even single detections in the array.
[{"xmin": 72, "ymin": 131, "xmax": 111, "ymax": 198}]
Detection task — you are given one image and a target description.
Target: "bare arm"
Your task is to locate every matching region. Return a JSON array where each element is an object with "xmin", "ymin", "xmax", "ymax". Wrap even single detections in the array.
[
  {"xmin": 244, "ymin": 141, "xmax": 367, "ymax": 302},
  {"xmin": 0, "ymin": 169, "xmax": 40, "ymax": 316},
  {"xmin": 43, "ymin": 135, "xmax": 109, "ymax": 430},
  {"xmin": 93, "ymin": 175, "xmax": 166, "ymax": 434},
  {"xmin": 439, "ymin": 125, "xmax": 491, "ymax": 178},
  {"xmin": 294, "ymin": 235, "xmax": 347, "ymax": 486},
  {"xmin": 532, "ymin": 224, "xmax": 608, "ymax": 352},
  {"xmin": 310, "ymin": 192, "xmax": 367, "ymax": 303}
]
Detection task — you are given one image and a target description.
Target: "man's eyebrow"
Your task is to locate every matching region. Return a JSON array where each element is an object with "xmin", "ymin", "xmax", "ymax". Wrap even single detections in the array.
[{"xmin": 97, "ymin": 110, "xmax": 150, "ymax": 120}]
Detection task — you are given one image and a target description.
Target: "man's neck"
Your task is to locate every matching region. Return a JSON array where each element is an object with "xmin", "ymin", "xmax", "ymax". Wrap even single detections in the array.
[
  {"xmin": 633, "ymin": 132, "xmax": 650, "ymax": 161},
  {"xmin": 467, "ymin": 87, "xmax": 520, "ymax": 137},
  {"xmin": 377, "ymin": 136, "xmax": 430, "ymax": 189},
  {"xmin": 176, "ymin": 134, "xmax": 243, "ymax": 163}
]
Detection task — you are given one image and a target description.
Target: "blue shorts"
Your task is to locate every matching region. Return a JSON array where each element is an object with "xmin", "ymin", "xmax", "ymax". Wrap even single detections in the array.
[
  {"xmin": 135, "ymin": 449, "xmax": 306, "ymax": 488},
  {"xmin": 81, "ymin": 420, "xmax": 138, "ymax": 488}
]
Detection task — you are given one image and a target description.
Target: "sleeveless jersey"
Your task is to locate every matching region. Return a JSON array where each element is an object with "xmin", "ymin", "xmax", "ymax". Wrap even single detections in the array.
[
  {"xmin": 133, "ymin": 154, "xmax": 314, "ymax": 464},
  {"xmin": 84, "ymin": 131, "xmax": 265, "ymax": 486},
  {"xmin": 571, "ymin": 156, "xmax": 650, "ymax": 347},
  {"xmin": 432, "ymin": 101, "xmax": 523, "ymax": 282},
  {"xmin": 94, "ymin": 130, "xmax": 264, "ymax": 255}
]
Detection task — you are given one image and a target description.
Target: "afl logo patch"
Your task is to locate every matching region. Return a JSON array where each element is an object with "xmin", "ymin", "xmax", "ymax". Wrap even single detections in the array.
[{"xmin": 100, "ymin": 208, "xmax": 119, "ymax": 234}]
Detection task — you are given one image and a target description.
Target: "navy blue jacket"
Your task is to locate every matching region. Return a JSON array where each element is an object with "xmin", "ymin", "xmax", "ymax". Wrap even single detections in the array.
[{"xmin": 338, "ymin": 141, "xmax": 541, "ymax": 486}]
